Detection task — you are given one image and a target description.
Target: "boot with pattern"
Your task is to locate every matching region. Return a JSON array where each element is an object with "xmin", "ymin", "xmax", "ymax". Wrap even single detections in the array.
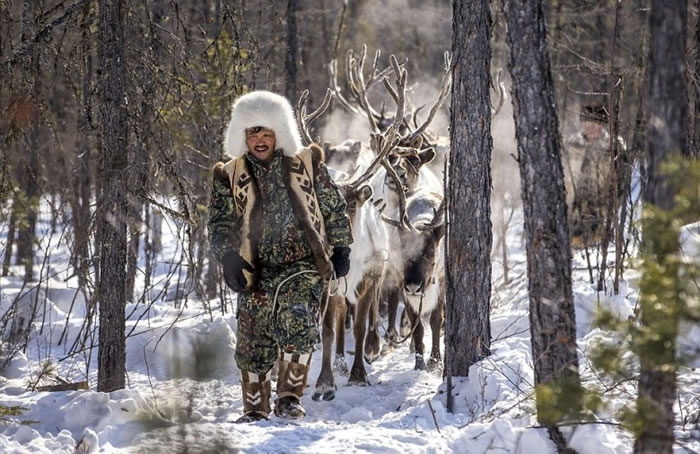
[
  {"xmin": 235, "ymin": 370, "xmax": 272, "ymax": 423},
  {"xmin": 274, "ymin": 352, "xmax": 311, "ymax": 419}
]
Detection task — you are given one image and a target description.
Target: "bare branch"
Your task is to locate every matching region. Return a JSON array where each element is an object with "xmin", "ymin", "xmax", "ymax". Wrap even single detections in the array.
[{"xmin": 2, "ymin": 0, "xmax": 90, "ymax": 69}]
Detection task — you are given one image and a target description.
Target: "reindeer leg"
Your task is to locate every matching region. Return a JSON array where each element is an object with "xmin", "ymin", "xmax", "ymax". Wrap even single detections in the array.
[
  {"xmin": 345, "ymin": 299, "xmax": 354, "ymax": 330},
  {"xmin": 348, "ymin": 280, "xmax": 373, "ymax": 386},
  {"xmin": 400, "ymin": 307, "xmax": 415, "ymax": 353},
  {"xmin": 313, "ymin": 292, "xmax": 338, "ymax": 401},
  {"xmin": 426, "ymin": 305, "xmax": 443, "ymax": 374},
  {"xmin": 333, "ymin": 297, "xmax": 349, "ymax": 375},
  {"xmin": 384, "ymin": 284, "xmax": 401, "ymax": 345},
  {"xmin": 405, "ymin": 303, "xmax": 425, "ymax": 371},
  {"xmin": 364, "ymin": 271, "xmax": 383, "ymax": 363}
]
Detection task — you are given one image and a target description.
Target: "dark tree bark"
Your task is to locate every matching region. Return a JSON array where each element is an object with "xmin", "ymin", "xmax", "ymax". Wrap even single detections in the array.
[
  {"xmin": 634, "ymin": 1, "xmax": 688, "ymax": 453},
  {"xmin": 285, "ymin": 0, "xmax": 299, "ymax": 101},
  {"xmin": 15, "ymin": 0, "xmax": 41, "ymax": 283},
  {"xmin": 69, "ymin": 0, "xmax": 93, "ymax": 292},
  {"xmin": 2, "ymin": 211, "xmax": 15, "ymax": 276},
  {"xmin": 96, "ymin": 0, "xmax": 128, "ymax": 393},
  {"xmin": 446, "ymin": 0, "xmax": 492, "ymax": 411},
  {"xmin": 501, "ymin": 0, "xmax": 581, "ymax": 442},
  {"xmin": 693, "ymin": 0, "xmax": 700, "ymax": 158}
]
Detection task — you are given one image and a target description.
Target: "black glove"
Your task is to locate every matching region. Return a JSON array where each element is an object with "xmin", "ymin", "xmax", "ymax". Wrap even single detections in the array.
[
  {"xmin": 222, "ymin": 251, "xmax": 253, "ymax": 292},
  {"xmin": 330, "ymin": 246, "xmax": 351, "ymax": 278}
]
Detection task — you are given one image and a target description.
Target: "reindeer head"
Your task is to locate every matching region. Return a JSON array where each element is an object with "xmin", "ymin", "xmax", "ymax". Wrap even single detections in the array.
[
  {"xmin": 400, "ymin": 196, "xmax": 445, "ymax": 297},
  {"xmin": 339, "ymin": 183, "xmax": 374, "ymax": 226},
  {"xmin": 323, "ymin": 140, "xmax": 364, "ymax": 176},
  {"xmin": 385, "ymin": 146, "xmax": 436, "ymax": 193}
]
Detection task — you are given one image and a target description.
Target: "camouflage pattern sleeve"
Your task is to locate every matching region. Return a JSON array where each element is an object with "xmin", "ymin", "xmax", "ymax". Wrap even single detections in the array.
[
  {"xmin": 207, "ymin": 168, "xmax": 240, "ymax": 263},
  {"xmin": 314, "ymin": 161, "xmax": 353, "ymax": 248}
]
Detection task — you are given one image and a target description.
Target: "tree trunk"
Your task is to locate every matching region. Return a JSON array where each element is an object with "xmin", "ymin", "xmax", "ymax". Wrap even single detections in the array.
[
  {"xmin": 15, "ymin": 0, "xmax": 41, "ymax": 283},
  {"xmin": 693, "ymin": 0, "xmax": 700, "ymax": 158},
  {"xmin": 96, "ymin": 0, "xmax": 128, "ymax": 393},
  {"xmin": 285, "ymin": 0, "xmax": 299, "ymax": 101},
  {"xmin": 501, "ymin": 0, "xmax": 581, "ymax": 441},
  {"xmin": 446, "ymin": 0, "xmax": 493, "ymax": 407},
  {"xmin": 70, "ymin": 0, "xmax": 93, "ymax": 292},
  {"xmin": 2, "ymin": 207, "xmax": 16, "ymax": 276},
  {"xmin": 634, "ymin": 1, "xmax": 688, "ymax": 453}
]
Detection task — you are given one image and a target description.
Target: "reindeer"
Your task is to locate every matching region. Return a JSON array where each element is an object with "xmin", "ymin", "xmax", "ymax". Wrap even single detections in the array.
[
  {"xmin": 390, "ymin": 194, "xmax": 446, "ymax": 371},
  {"xmin": 325, "ymin": 46, "xmax": 452, "ymax": 357},
  {"xmin": 313, "ymin": 181, "xmax": 389, "ymax": 399},
  {"xmin": 376, "ymin": 69, "xmax": 506, "ymax": 349},
  {"xmin": 296, "ymin": 56, "xmax": 406, "ymax": 399}
]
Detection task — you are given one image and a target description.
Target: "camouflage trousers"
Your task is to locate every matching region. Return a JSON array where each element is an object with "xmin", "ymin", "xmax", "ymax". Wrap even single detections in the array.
[{"xmin": 235, "ymin": 271, "xmax": 323, "ymax": 375}]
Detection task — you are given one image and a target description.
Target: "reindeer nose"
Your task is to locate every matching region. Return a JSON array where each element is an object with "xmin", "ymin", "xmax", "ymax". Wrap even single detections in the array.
[{"xmin": 405, "ymin": 282, "xmax": 423, "ymax": 295}]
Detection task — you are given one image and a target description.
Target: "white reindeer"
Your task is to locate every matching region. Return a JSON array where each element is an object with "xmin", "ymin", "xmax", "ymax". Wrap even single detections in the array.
[{"xmin": 312, "ymin": 182, "xmax": 389, "ymax": 400}]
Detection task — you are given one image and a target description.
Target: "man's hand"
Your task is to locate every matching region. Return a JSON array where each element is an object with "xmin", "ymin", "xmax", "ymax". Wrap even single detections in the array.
[
  {"xmin": 330, "ymin": 246, "xmax": 351, "ymax": 278},
  {"xmin": 222, "ymin": 251, "xmax": 253, "ymax": 291}
]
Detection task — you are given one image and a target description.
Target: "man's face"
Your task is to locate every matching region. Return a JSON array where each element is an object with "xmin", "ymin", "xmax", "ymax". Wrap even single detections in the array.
[{"xmin": 245, "ymin": 127, "xmax": 276, "ymax": 162}]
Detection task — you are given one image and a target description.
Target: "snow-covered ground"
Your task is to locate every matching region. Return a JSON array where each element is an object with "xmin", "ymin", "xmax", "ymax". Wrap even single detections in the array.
[{"xmin": 0, "ymin": 202, "xmax": 698, "ymax": 453}]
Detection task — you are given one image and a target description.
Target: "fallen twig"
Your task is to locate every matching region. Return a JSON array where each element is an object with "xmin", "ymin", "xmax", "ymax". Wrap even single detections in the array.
[{"xmin": 426, "ymin": 399, "xmax": 441, "ymax": 433}]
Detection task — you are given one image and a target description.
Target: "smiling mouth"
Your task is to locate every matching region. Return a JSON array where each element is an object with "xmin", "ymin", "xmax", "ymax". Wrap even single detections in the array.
[{"xmin": 254, "ymin": 146, "xmax": 269, "ymax": 153}]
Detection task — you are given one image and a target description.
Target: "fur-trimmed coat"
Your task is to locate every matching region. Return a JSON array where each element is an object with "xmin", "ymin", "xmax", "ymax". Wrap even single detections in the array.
[{"xmin": 208, "ymin": 144, "xmax": 353, "ymax": 292}]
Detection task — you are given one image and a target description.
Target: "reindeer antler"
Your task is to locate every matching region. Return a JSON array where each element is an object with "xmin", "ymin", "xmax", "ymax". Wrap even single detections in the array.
[
  {"xmin": 328, "ymin": 45, "xmax": 408, "ymax": 129},
  {"xmin": 491, "ymin": 68, "xmax": 506, "ymax": 118},
  {"xmin": 416, "ymin": 197, "xmax": 446, "ymax": 232},
  {"xmin": 401, "ymin": 51, "xmax": 452, "ymax": 145},
  {"xmin": 296, "ymin": 88, "xmax": 334, "ymax": 146},
  {"xmin": 349, "ymin": 54, "xmax": 407, "ymax": 189}
]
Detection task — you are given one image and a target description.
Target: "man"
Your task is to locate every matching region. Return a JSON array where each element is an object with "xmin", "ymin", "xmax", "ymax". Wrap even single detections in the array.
[{"xmin": 208, "ymin": 90, "xmax": 353, "ymax": 422}]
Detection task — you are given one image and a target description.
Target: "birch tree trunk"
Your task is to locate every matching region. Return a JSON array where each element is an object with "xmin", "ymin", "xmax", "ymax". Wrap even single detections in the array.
[
  {"xmin": 446, "ymin": 0, "xmax": 493, "ymax": 403},
  {"xmin": 96, "ymin": 0, "xmax": 128, "ymax": 393},
  {"xmin": 501, "ymin": 0, "xmax": 581, "ymax": 445}
]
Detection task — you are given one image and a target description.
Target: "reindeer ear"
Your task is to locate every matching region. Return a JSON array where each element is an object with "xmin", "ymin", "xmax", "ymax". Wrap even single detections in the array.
[
  {"xmin": 407, "ymin": 135, "xmax": 423, "ymax": 150},
  {"xmin": 358, "ymin": 185, "xmax": 373, "ymax": 204},
  {"xmin": 418, "ymin": 147, "xmax": 436, "ymax": 165},
  {"xmin": 432, "ymin": 222, "xmax": 446, "ymax": 241},
  {"xmin": 349, "ymin": 141, "xmax": 362, "ymax": 155}
]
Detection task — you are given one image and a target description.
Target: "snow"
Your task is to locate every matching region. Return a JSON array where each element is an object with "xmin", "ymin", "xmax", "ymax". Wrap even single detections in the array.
[{"xmin": 0, "ymin": 204, "xmax": 698, "ymax": 453}]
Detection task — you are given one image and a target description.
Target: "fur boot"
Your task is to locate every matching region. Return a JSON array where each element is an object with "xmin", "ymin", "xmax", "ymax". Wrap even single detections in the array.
[
  {"xmin": 274, "ymin": 352, "xmax": 312, "ymax": 419},
  {"xmin": 236, "ymin": 370, "xmax": 272, "ymax": 423}
]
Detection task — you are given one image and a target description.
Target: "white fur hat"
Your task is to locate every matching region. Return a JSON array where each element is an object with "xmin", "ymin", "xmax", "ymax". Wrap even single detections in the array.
[{"xmin": 223, "ymin": 90, "xmax": 303, "ymax": 158}]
